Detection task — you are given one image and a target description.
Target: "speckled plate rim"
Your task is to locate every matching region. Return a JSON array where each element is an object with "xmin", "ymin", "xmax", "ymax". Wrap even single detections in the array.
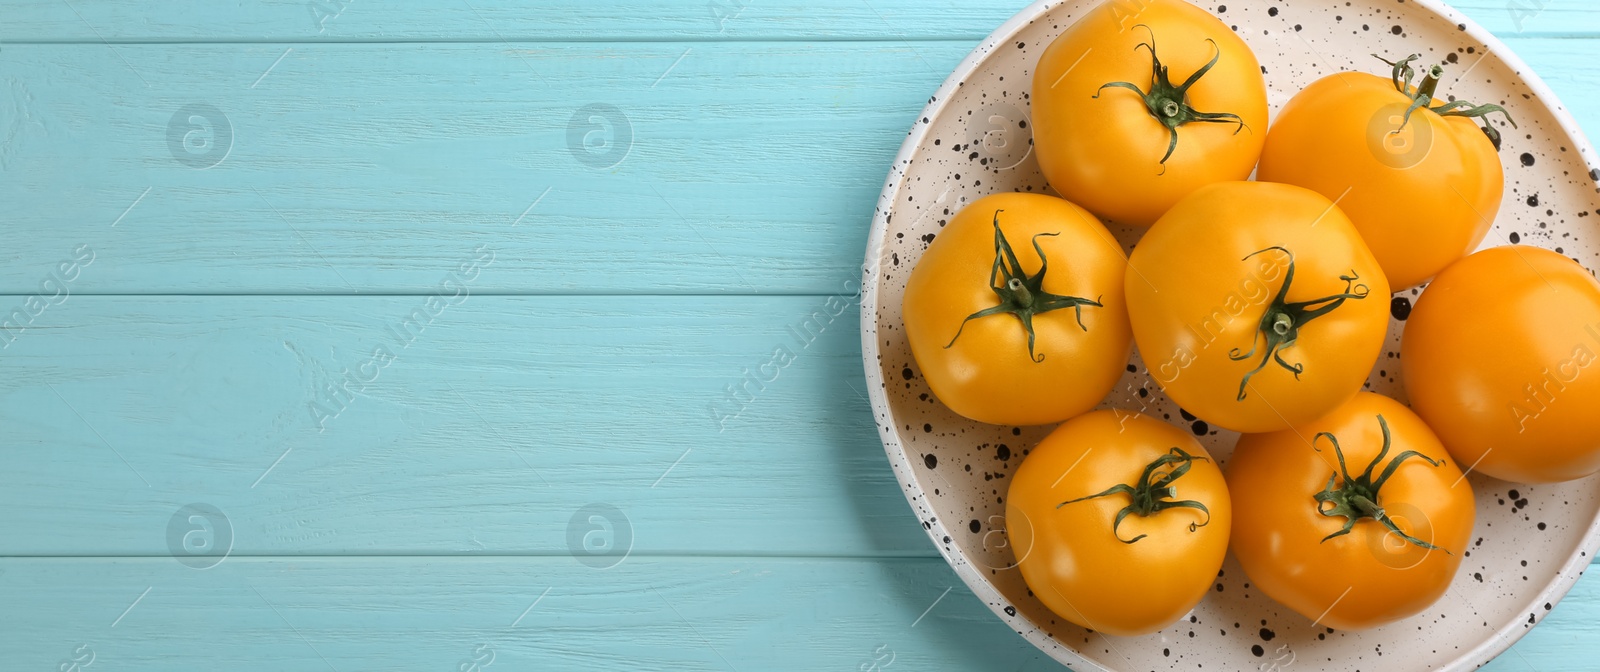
[{"xmin": 859, "ymin": 1, "xmax": 1600, "ymax": 669}]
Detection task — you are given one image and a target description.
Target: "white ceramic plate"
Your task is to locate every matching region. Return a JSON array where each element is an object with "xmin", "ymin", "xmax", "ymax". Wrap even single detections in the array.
[{"xmin": 861, "ymin": 1, "xmax": 1600, "ymax": 670}]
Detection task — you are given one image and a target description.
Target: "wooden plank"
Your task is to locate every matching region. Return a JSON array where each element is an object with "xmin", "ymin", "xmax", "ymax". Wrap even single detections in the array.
[
  {"xmin": 0, "ymin": 294, "xmax": 936, "ymax": 556},
  {"xmin": 2, "ymin": 0, "xmax": 1595, "ymax": 42},
  {"xmin": 0, "ymin": 41, "xmax": 969, "ymax": 295},
  {"xmin": 0, "ymin": 0, "xmax": 1015, "ymax": 42},
  {"xmin": 5, "ymin": 37, "xmax": 1600, "ymax": 295},
  {"xmin": 0, "ymin": 555, "xmax": 1589, "ymax": 671},
  {"xmin": 1509, "ymin": 37, "xmax": 1600, "ymax": 129},
  {"xmin": 0, "ymin": 556, "xmax": 1059, "ymax": 671},
  {"xmin": 1435, "ymin": 0, "xmax": 1600, "ymax": 37}
]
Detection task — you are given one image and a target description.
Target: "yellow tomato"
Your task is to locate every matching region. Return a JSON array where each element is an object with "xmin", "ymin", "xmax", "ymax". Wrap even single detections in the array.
[
  {"xmin": 1032, "ymin": 0, "xmax": 1267, "ymax": 227},
  {"xmin": 1228, "ymin": 392, "xmax": 1473, "ymax": 630},
  {"xmin": 902, "ymin": 193, "xmax": 1131, "ymax": 425},
  {"xmin": 1007, "ymin": 410, "xmax": 1230, "ymax": 636},
  {"xmin": 1402, "ymin": 246, "xmax": 1600, "ymax": 483},
  {"xmin": 1259, "ymin": 54, "xmax": 1515, "ymax": 289},
  {"xmin": 1125, "ymin": 181, "xmax": 1391, "ymax": 433}
]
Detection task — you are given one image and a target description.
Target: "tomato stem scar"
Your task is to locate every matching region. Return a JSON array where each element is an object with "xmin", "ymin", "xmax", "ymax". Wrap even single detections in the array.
[
  {"xmin": 1056, "ymin": 446, "xmax": 1212, "ymax": 544},
  {"xmin": 944, "ymin": 209, "xmax": 1103, "ymax": 363},
  {"xmin": 1093, "ymin": 24, "xmax": 1248, "ymax": 172},
  {"xmin": 1375, "ymin": 53, "xmax": 1518, "ymax": 150},
  {"xmin": 1229, "ymin": 246, "xmax": 1370, "ymax": 401},
  {"xmin": 1312, "ymin": 414, "xmax": 1449, "ymax": 553}
]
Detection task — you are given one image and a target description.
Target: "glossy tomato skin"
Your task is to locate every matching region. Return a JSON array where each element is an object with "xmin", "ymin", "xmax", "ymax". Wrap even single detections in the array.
[
  {"xmin": 1125, "ymin": 181, "xmax": 1391, "ymax": 433},
  {"xmin": 1228, "ymin": 392, "xmax": 1474, "ymax": 631},
  {"xmin": 1007, "ymin": 410, "xmax": 1231, "ymax": 636},
  {"xmin": 1033, "ymin": 0, "xmax": 1267, "ymax": 227},
  {"xmin": 1258, "ymin": 72, "xmax": 1504, "ymax": 290},
  {"xmin": 902, "ymin": 193, "xmax": 1132, "ymax": 426},
  {"xmin": 1402, "ymin": 246, "xmax": 1600, "ymax": 483}
]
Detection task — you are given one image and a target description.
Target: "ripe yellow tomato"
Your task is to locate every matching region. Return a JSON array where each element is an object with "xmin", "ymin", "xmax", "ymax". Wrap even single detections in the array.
[
  {"xmin": 1007, "ymin": 410, "xmax": 1230, "ymax": 636},
  {"xmin": 902, "ymin": 193, "xmax": 1132, "ymax": 426},
  {"xmin": 1228, "ymin": 392, "xmax": 1473, "ymax": 630},
  {"xmin": 1032, "ymin": 0, "xmax": 1267, "ymax": 227},
  {"xmin": 1402, "ymin": 246, "xmax": 1600, "ymax": 483},
  {"xmin": 1125, "ymin": 181, "xmax": 1390, "ymax": 433},
  {"xmin": 1259, "ymin": 54, "xmax": 1515, "ymax": 290}
]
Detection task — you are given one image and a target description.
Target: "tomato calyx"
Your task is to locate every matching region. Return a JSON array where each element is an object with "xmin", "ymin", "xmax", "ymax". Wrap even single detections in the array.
[
  {"xmin": 1311, "ymin": 414, "xmax": 1449, "ymax": 553},
  {"xmin": 1093, "ymin": 25, "xmax": 1248, "ymax": 172},
  {"xmin": 1376, "ymin": 53, "xmax": 1518, "ymax": 151},
  {"xmin": 944, "ymin": 209, "xmax": 1104, "ymax": 363},
  {"xmin": 1056, "ymin": 446, "xmax": 1212, "ymax": 544},
  {"xmin": 1229, "ymin": 247, "xmax": 1370, "ymax": 401}
]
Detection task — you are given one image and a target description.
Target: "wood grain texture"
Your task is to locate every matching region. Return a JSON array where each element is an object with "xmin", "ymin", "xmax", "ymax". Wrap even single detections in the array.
[
  {"xmin": 0, "ymin": 556, "xmax": 1588, "ymax": 671},
  {"xmin": 0, "ymin": 295, "xmax": 922, "ymax": 556},
  {"xmin": 0, "ymin": 0, "xmax": 1009, "ymax": 41},
  {"xmin": 5, "ymin": 0, "xmax": 1600, "ymax": 669},
  {"xmin": 0, "ymin": 557, "xmax": 1057, "ymax": 671},
  {"xmin": 3, "ymin": 38, "xmax": 1599, "ymax": 295},
  {"xmin": 0, "ymin": 41, "xmax": 968, "ymax": 294},
  {"xmin": 1, "ymin": 0, "xmax": 1593, "ymax": 41}
]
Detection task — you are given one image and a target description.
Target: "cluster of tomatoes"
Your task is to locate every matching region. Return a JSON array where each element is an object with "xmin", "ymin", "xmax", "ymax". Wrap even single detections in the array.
[{"xmin": 901, "ymin": 0, "xmax": 1600, "ymax": 636}]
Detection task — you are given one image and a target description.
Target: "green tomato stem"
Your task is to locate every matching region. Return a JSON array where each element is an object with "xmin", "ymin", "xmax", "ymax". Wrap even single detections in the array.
[
  {"xmin": 943, "ymin": 210, "xmax": 1102, "ymax": 363},
  {"xmin": 1373, "ymin": 53, "xmax": 1518, "ymax": 149},
  {"xmin": 1093, "ymin": 24, "xmax": 1248, "ymax": 170},
  {"xmin": 1227, "ymin": 247, "xmax": 1370, "ymax": 401},
  {"xmin": 1056, "ymin": 447, "xmax": 1212, "ymax": 545},
  {"xmin": 1311, "ymin": 414, "xmax": 1449, "ymax": 553}
]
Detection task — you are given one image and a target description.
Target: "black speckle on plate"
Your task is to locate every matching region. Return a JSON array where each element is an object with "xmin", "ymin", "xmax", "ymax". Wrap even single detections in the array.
[{"xmin": 1391, "ymin": 296, "xmax": 1413, "ymax": 321}]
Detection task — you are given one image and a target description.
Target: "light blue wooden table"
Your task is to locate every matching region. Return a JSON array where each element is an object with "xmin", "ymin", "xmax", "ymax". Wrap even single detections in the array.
[{"xmin": 1, "ymin": 1, "xmax": 1595, "ymax": 669}]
